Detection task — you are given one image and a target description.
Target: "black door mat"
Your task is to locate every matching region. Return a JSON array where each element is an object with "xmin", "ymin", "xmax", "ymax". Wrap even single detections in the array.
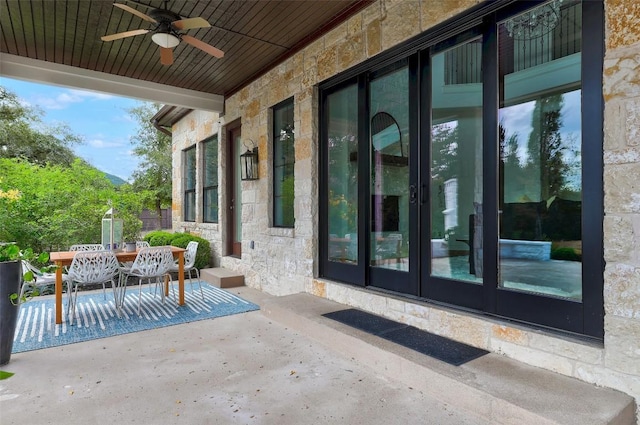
[{"xmin": 323, "ymin": 308, "xmax": 489, "ymax": 366}]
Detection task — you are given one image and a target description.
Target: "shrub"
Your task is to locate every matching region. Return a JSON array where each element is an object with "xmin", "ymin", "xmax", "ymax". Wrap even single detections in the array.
[
  {"xmin": 147, "ymin": 231, "xmax": 211, "ymax": 269},
  {"xmin": 551, "ymin": 247, "xmax": 581, "ymax": 262},
  {"xmin": 145, "ymin": 230, "xmax": 174, "ymax": 247}
]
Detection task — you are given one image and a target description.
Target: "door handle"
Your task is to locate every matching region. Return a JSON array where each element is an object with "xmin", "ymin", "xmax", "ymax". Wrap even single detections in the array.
[{"xmin": 409, "ymin": 184, "xmax": 417, "ymax": 204}]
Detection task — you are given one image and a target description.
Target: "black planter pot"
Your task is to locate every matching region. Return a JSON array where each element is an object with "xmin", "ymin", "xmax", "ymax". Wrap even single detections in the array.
[{"xmin": 0, "ymin": 260, "xmax": 21, "ymax": 365}]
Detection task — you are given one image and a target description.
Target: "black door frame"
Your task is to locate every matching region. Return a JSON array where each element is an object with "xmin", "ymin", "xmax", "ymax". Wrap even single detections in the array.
[{"xmin": 318, "ymin": 0, "xmax": 604, "ymax": 340}]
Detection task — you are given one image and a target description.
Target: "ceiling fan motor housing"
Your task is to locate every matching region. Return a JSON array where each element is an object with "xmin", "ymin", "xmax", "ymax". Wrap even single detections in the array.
[{"xmin": 149, "ymin": 8, "xmax": 182, "ymax": 36}]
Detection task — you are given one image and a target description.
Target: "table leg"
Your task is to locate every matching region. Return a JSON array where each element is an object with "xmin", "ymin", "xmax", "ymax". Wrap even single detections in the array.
[
  {"xmin": 55, "ymin": 262, "xmax": 63, "ymax": 324},
  {"xmin": 178, "ymin": 252, "xmax": 185, "ymax": 305}
]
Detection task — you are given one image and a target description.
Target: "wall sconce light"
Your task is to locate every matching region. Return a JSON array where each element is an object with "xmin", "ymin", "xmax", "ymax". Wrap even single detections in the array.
[{"xmin": 240, "ymin": 140, "xmax": 259, "ymax": 181}]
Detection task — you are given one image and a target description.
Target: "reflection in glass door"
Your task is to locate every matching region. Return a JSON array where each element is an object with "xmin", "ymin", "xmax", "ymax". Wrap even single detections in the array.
[
  {"xmin": 369, "ymin": 66, "xmax": 410, "ymax": 273},
  {"xmin": 497, "ymin": 0, "xmax": 583, "ymax": 301},
  {"xmin": 326, "ymin": 84, "xmax": 359, "ymax": 265},
  {"xmin": 429, "ymin": 38, "xmax": 483, "ymax": 286}
]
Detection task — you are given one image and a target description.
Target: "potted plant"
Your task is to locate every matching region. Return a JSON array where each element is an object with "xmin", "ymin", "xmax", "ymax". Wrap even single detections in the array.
[
  {"xmin": 0, "ymin": 243, "xmax": 51, "ymax": 365},
  {"xmin": 122, "ymin": 214, "xmax": 142, "ymax": 252}
]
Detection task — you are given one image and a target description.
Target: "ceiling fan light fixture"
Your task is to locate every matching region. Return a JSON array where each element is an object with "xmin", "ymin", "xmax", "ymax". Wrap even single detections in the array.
[{"xmin": 151, "ymin": 32, "xmax": 180, "ymax": 48}]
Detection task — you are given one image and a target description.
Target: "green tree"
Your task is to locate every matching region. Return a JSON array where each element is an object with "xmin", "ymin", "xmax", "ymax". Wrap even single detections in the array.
[
  {"xmin": 0, "ymin": 86, "xmax": 81, "ymax": 167},
  {"xmin": 0, "ymin": 158, "xmax": 120, "ymax": 251},
  {"xmin": 128, "ymin": 102, "xmax": 172, "ymax": 229},
  {"xmin": 526, "ymin": 95, "xmax": 567, "ymax": 200}
]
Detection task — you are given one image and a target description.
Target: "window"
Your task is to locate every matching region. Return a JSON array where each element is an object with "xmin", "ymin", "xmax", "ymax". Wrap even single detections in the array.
[
  {"xmin": 273, "ymin": 98, "xmax": 295, "ymax": 228},
  {"xmin": 203, "ymin": 136, "xmax": 219, "ymax": 223},
  {"xmin": 183, "ymin": 146, "xmax": 196, "ymax": 222},
  {"xmin": 319, "ymin": 0, "xmax": 603, "ymax": 338}
]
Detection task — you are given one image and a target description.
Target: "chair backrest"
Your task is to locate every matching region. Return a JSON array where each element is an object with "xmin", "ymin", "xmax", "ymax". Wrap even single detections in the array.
[
  {"xmin": 136, "ymin": 241, "xmax": 150, "ymax": 249},
  {"xmin": 375, "ymin": 233, "xmax": 402, "ymax": 257},
  {"xmin": 131, "ymin": 246, "xmax": 174, "ymax": 277},
  {"xmin": 68, "ymin": 251, "xmax": 120, "ymax": 284},
  {"xmin": 70, "ymin": 244, "xmax": 105, "ymax": 251},
  {"xmin": 183, "ymin": 241, "xmax": 199, "ymax": 269},
  {"xmin": 21, "ymin": 260, "xmax": 40, "ymax": 276},
  {"xmin": 21, "ymin": 260, "xmax": 41, "ymax": 283}
]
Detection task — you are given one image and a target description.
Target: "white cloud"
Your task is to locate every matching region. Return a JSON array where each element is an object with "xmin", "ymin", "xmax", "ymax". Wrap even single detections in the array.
[
  {"xmin": 34, "ymin": 88, "xmax": 115, "ymax": 110},
  {"xmin": 68, "ymin": 89, "xmax": 114, "ymax": 100},
  {"xmin": 113, "ymin": 113, "xmax": 135, "ymax": 124},
  {"xmin": 86, "ymin": 138, "xmax": 125, "ymax": 149}
]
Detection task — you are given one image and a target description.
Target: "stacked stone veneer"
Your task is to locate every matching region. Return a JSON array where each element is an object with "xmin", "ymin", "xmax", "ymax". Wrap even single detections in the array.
[
  {"xmin": 171, "ymin": 110, "xmax": 222, "ymax": 267},
  {"xmin": 171, "ymin": 0, "xmax": 640, "ymax": 417}
]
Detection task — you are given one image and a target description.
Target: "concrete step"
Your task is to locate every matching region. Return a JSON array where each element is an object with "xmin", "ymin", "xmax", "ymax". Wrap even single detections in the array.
[
  {"xmin": 200, "ymin": 267, "xmax": 244, "ymax": 288},
  {"xmin": 261, "ymin": 293, "xmax": 636, "ymax": 425}
]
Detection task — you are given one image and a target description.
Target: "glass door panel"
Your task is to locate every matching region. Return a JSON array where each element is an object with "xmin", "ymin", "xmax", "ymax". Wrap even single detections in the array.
[
  {"xmin": 430, "ymin": 38, "xmax": 483, "ymax": 284},
  {"xmin": 369, "ymin": 67, "xmax": 410, "ymax": 272},
  {"xmin": 498, "ymin": 0, "xmax": 582, "ymax": 301},
  {"xmin": 327, "ymin": 84, "xmax": 359, "ymax": 264}
]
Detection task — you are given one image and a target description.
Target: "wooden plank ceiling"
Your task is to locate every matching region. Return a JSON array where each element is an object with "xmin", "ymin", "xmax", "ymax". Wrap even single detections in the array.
[{"xmin": 0, "ymin": 0, "xmax": 371, "ymax": 98}]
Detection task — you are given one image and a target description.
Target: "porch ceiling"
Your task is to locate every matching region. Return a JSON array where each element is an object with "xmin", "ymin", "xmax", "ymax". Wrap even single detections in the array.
[{"xmin": 0, "ymin": 0, "xmax": 371, "ymax": 111}]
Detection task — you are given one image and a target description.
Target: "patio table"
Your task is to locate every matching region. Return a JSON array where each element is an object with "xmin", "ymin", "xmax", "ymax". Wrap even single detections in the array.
[{"xmin": 50, "ymin": 246, "xmax": 186, "ymax": 324}]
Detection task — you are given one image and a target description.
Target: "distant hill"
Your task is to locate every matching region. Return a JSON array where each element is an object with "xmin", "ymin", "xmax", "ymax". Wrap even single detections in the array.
[{"xmin": 105, "ymin": 173, "xmax": 127, "ymax": 186}]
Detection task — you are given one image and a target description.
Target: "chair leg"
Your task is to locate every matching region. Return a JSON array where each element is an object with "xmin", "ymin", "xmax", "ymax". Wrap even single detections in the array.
[
  {"xmin": 69, "ymin": 283, "xmax": 80, "ymax": 326},
  {"xmin": 119, "ymin": 274, "xmax": 128, "ymax": 307},
  {"xmin": 137, "ymin": 277, "xmax": 143, "ymax": 316},
  {"xmin": 194, "ymin": 269, "xmax": 204, "ymax": 300},
  {"xmin": 186, "ymin": 268, "xmax": 204, "ymax": 301},
  {"xmin": 18, "ymin": 283, "xmax": 30, "ymax": 304},
  {"xmin": 111, "ymin": 278, "xmax": 121, "ymax": 317},
  {"xmin": 156, "ymin": 277, "xmax": 166, "ymax": 304}
]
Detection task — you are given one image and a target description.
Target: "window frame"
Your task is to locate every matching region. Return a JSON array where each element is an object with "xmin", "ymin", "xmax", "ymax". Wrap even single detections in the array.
[
  {"xmin": 202, "ymin": 136, "xmax": 219, "ymax": 223},
  {"xmin": 272, "ymin": 97, "xmax": 296, "ymax": 228},
  {"xmin": 183, "ymin": 145, "xmax": 196, "ymax": 222}
]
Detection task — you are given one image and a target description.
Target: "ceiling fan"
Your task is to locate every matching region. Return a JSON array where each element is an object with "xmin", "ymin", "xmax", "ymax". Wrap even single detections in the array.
[{"xmin": 101, "ymin": 1, "xmax": 224, "ymax": 65}]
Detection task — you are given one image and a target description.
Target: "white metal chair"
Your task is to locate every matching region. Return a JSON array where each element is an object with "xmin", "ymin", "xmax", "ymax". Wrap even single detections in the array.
[
  {"xmin": 169, "ymin": 241, "xmax": 203, "ymax": 300},
  {"xmin": 19, "ymin": 260, "xmax": 69, "ymax": 303},
  {"xmin": 66, "ymin": 250, "xmax": 121, "ymax": 325},
  {"xmin": 70, "ymin": 244, "xmax": 105, "ymax": 251},
  {"xmin": 136, "ymin": 241, "xmax": 150, "ymax": 249},
  {"xmin": 374, "ymin": 233, "xmax": 403, "ymax": 265},
  {"xmin": 119, "ymin": 246, "xmax": 175, "ymax": 316}
]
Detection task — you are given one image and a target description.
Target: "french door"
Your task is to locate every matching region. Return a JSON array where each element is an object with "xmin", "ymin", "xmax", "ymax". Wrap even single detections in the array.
[
  {"xmin": 320, "ymin": 61, "xmax": 418, "ymax": 295},
  {"xmin": 320, "ymin": 0, "xmax": 603, "ymax": 339},
  {"xmin": 367, "ymin": 60, "xmax": 418, "ymax": 295}
]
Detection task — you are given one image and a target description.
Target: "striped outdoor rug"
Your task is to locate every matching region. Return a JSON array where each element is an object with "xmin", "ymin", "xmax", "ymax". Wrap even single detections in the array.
[{"xmin": 12, "ymin": 282, "xmax": 259, "ymax": 353}]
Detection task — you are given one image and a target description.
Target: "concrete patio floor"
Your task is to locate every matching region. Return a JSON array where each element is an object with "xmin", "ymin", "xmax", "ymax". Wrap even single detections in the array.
[
  {"xmin": 0, "ymin": 287, "xmax": 483, "ymax": 425},
  {"xmin": 0, "ymin": 286, "xmax": 635, "ymax": 425}
]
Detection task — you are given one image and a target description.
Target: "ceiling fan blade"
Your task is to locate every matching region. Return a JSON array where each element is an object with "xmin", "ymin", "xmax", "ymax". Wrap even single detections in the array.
[
  {"xmin": 113, "ymin": 3, "xmax": 157, "ymax": 24},
  {"xmin": 101, "ymin": 29, "xmax": 149, "ymax": 42},
  {"xmin": 181, "ymin": 34, "xmax": 224, "ymax": 58},
  {"xmin": 160, "ymin": 47, "xmax": 174, "ymax": 66},
  {"xmin": 173, "ymin": 17, "xmax": 211, "ymax": 31}
]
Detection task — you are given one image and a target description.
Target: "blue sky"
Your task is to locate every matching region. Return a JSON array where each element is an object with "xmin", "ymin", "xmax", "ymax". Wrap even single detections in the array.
[{"xmin": 1, "ymin": 76, "xmax": 144, "ymax": 181}]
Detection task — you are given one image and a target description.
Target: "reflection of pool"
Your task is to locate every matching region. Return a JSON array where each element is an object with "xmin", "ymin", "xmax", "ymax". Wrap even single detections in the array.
[
  {"xmin": 431, "ymin": 239, "xmax": 448, "ymax": 258},
  {"xmin": 499, "ymin": 239, "xmax": 551, "ymax": 261},
  {"xmin": 431, "ymin": 256, "xmax": 581, "ymax": 301}
]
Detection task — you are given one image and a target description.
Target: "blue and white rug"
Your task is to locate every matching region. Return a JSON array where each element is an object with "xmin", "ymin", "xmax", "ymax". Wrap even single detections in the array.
[{"xmin": 12, "ymin": 282, "xmax": 259, "ymax": 353}]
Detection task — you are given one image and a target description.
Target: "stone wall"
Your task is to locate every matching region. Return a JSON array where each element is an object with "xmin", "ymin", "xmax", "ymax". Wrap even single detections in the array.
[
  {"xmin": 600, "ymin": 0, "xmax": 640, "ymax": 416},
  {"xmin": 171, "ymin": 0, "xmax": 640, "ymax": 417},
  {"xmin": 171, "ymin": 109, "xmax": 222, "ymax": 266}
]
